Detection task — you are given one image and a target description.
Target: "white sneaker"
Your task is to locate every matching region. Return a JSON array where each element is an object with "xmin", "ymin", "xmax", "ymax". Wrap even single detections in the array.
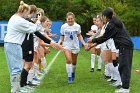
[
  {"xmin": 11, "ymin": 74, "xmax": 20, "ymax": 93},
  {"xmin": 115, "ymin": 88, "xmax": 130, "ymax": 93},
  {"xmin": 112, "ymin": 81, "xmax": 122, "ymax": 87},
  {"xmin": 32, "ymin": 80, "xmax": 40, "ymax": 86},
  {"xmin": 19, "ymin": 86, "xmax": 30, "ymax": 93}
]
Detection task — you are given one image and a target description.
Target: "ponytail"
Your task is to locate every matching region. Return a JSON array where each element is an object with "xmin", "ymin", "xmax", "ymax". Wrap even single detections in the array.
[{"xmin": 17, "ymin": 1, "xmax": 29, "ymax": 13}]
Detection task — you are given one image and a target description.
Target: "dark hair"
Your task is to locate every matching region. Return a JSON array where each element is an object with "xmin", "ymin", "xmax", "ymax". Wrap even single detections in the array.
[
  {"xmin": 102, "ymin": 8, "xmax": 113, "ymax": 19},
  {"xmin": 102, "ymin": 8, "xmax": 123, "ymax": 28}
]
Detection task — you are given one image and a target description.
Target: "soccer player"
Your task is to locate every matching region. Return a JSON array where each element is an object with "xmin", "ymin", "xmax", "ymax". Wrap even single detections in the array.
[
  {"xmin": 86, "ymin": 16, "xmax": 102, "ymax": 72},
  {"xmin": 58, "ymin": 12, "xmax": 86, "ymax": 84}
]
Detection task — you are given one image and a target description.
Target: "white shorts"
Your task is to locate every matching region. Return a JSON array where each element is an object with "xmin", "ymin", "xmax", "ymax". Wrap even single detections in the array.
[
  {"xmin": 100, "ymin": 42, "xmax": 109, "ymax": 51},
  {"xmin": 71, "ymin": 49, "xmax": 80, "ymax": 54},
  {"xmin": 116, "ymin": 49, "xmax": 119, "ymax": 54},
  {"xmin": 34, "ymin": 41, "xmax": 39, "ymax": 51},
  {"xmin": 64, "ymin": 46, "xmax": 80, "ymax": 54},
  {"xmin": 106, "ymin": 38, "xmax": 117, "ymax": 53},
  {"xmin": 95, "ymin": 44, "xmax": 101, "ymax": 49}
]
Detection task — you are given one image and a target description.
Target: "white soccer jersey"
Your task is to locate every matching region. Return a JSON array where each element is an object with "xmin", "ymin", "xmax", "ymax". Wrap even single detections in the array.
[
  {"xmin": 100, "ymin": 25, "xmax": 106, "ymax": 36},
  {"xmin": 60, "ymin": 23, "xmax": 81, "ymax": 50}
]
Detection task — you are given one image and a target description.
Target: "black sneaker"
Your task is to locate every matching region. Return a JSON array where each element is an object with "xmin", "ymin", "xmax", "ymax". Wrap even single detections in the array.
[
  {"xmin": 96, "ymin": 69, "xmax": 101, "ymax": 71},
  {"xmin": 108, "ymin": 79, "xmax": 117, "ymax": 84},
  {"xmin": 90, "ymin": 68, "xmax": 94, "ymax": 72},
  {"xmin": 104, "ymin": 75, "xmax": 111, "ymax": 79},
  {"xmin": 27, "ymin": 81, "xmax": 37, "ymax": 88},
  {"xmin": 117, "ymin": 85, "xmax": 122, "ymax": 89}
]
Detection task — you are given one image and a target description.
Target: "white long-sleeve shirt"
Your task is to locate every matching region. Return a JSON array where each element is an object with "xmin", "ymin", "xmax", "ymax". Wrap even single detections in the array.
[{"xmin": 4, "ymin": 14, "xmax": 43, "ymax": 45}]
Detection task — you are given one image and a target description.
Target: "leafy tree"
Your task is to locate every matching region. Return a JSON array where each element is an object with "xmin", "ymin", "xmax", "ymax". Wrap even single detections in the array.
[{"xmin": 0, "ymin": 0, "xmax": 140, "ymax": 36}]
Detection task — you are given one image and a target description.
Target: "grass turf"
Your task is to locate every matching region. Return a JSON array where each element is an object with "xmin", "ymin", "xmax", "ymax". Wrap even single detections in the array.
[{"xmin": 0, "ymin": 47, "xmax": 140, "ymax": 93}]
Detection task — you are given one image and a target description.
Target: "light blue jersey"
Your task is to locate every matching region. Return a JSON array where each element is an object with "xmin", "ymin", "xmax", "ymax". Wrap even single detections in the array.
[{"xmin": 61, "ymin": 23, "xmax": 81, "ymax": 50}]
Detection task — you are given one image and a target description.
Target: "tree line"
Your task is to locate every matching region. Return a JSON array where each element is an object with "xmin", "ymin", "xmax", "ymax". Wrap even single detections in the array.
[{"xmin": 0, "ymin": 0, "xmax": 140, "ymax": 36}]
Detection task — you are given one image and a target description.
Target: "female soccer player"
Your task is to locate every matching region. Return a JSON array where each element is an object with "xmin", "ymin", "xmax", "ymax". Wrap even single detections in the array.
[
  {"xmin": 58, "ymin": 12, "xmax": 86, "ymax": 84},
  {"xmin": 86, "ymin": 16, "xmax": 102, "ymax": 72}
]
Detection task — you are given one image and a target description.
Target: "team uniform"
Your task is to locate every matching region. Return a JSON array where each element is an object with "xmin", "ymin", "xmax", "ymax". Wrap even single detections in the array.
[
  {"xmin": 90, "ymin": 25, "xmax": 102, "ymax": 71},
  {"xmin": 60, "ymin": 22, "xmax": 81, "ymax": 83},
  {"xmin": 61, "ymin": 23, "xmax": 81, "ymax": 54},
  {"xmin": 99, "ymin": 23, "xmax": 121, "ymax": 85}
]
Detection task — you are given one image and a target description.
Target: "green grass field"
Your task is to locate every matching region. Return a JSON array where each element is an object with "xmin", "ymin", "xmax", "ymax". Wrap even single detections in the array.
[{"xmin": 0, "ymin": 47, "xmax": 140, "ymax": 93}]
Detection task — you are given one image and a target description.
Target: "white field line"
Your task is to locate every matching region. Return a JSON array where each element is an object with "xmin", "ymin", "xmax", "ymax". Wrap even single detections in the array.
[
  {"xmin": 32, "ymin": 51, "xmax": 61, "ymax": 93},
  {"xmin": 47, "ymin": 50, "xmax": 61, "ymax": 71}
]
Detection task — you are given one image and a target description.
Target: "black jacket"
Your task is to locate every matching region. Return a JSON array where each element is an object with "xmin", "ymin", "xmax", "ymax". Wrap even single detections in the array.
[{"xmin": 92, "ymin": 19, "xmax": 133, "ymax": 49}]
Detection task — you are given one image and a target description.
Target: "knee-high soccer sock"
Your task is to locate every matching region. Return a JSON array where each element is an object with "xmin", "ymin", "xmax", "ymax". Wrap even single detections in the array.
[
  {"xmin": 33, "ymin": 63, "xmax": 39, "ymax": 76},
  {"xmin": 41, "ymin": 57, "xmax": 47, "ymax": 69},
  {"xmin": 112, "ymin": 60, "xmax": 118, "ymax": 67},
  {"xmin": 115, "ymin": 65, "xmax": 121, "ymax": 82},
  {"xmin": 108, "ymin": 63, "xmax": 116, "ymax": 80},
  {"xmin": 91, "ymin": 54, "xmax": 95, "ymax": 69},
  {"xmin": 105, "ymin": 63, "xmax": 110, "ymax": 76},
  {"xmin": 66, "ymin": 64, "xmax": 72, "ymax": 77},
  {"xmin": 39, "ymin": 60, "xmax": 43, "ymax": 71},
  {"xmin": 20, "ymin": 68, "xmax": 28, "ymax": 87},
  {"xmin": 97, "ymin": 55, "xmax": 102, "ymax": 69},
  {"xmin": 27, "ymin": 69, "xmax": 34, "ymax": 83}
]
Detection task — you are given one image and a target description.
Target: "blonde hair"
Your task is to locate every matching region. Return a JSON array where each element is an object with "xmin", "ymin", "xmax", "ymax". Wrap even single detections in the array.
[
  {"xmin": 40, "ymin": 16, "xmax": 49, "ymax": 23},
  {"xmin": 37, "ymin": 8, "xmax": 44, "ymax": 16},
  {"xmin": 66, "ymin": 12, "xmax": 75, "ymax": 18},
  {"xmin": 17, "ymin": 1, "xmax": 30, "ymax": 13},
  {"xmin": 29, "ymin": 5, "xmax": 37, "ymax": 14}
]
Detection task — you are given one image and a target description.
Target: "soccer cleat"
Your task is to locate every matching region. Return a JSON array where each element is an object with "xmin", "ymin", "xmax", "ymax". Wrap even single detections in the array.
[
  {"xmin": 90, "ymin": 68, "xmax": 94, "ymax": 72},
  {"xmin": 33, "ymin": 76, "xmax": 39, "ymax": 81},
  {"xmin": 107, "ymin": 79, "xmax": 117, "ymax": 84},
  {"xmin": 96, "ymin": 69, "xmax": 101, "ymax": 71},
  {"xmin": 68, "ymin": 77, "xmax": 72, "ymax": 84},
  {"xmin": 24, "ymin": 85, "xmax": 34, "ymax": 90},
  {"xmin": 27, "ymin": 81, "xmax": 38, "ymax": 87},
  {"xmin": 101, "ymin": 75, "xmax": 111, "ymax": 80},
  {"xmin": 32, "ymin": 80, "xmax": 40, "ymax": 86},
  {"xmin": 72, "ymin": 73, "xmax": 75, "ymax": 81},
  {"xmin": 111, "ymin": 81, "xmax": 122, "ymax": 87},
  {"xmin": 104, "ymin": 75, "xmax": 111, "ymax": 79},
  {"xmin": 115, "ymin": 88, "xmax": 130, "ymax": 93}
]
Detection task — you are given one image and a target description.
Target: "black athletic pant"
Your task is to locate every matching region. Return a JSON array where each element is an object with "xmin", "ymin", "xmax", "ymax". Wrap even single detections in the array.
[{"xmin": 118, "ymin": 47, "xmax": 133, "ymax": 89}]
